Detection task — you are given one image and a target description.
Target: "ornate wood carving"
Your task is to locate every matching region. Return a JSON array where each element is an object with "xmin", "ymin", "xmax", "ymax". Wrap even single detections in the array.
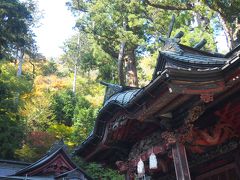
[
  {"xmin": 116, "ymin": 100, "xmax": 240, "ymax": 176},
  {"xmin": 178, "ymin": 101, "xmax": 240, "ymax": 153},
  {"xmin": 215, "ymin": 102, "xmax": 240, "ymax": 135},
  {"xmin": 200, "ymin": 93, "xmax": 213, "ymax": 103},
  {"xmin": 189, "ymin": 139, "xmax": 240, "ymax": 167},
  {"xmin": 128, "ymin": 131, "xmax": 176, "ymax": 160},
  {"xmin": 43, "ymin": 158, "xmax": 70, "ymax": 175},
  {"xmin": 28, "ymin": 153, "xmax": 75, "ymax": 176}
]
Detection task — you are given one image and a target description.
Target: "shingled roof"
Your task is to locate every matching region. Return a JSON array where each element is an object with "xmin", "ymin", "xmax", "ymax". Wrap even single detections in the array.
[{"xmin": 74, "ymin": 40, "xmax": 240, "ymax": 167}]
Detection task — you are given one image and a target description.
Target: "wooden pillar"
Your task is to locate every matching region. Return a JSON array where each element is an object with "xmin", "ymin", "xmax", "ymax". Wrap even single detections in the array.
[
  {"xmin": 125, "ymin": 172, "xmax": 134, "ymax": 180},
  {"xmin": 172, "ymin": 143, "xmax": 191, "ymax": 180},
  {"xmin": 125, "ymin": 173, "xmax": 130, "ymax": 180}
]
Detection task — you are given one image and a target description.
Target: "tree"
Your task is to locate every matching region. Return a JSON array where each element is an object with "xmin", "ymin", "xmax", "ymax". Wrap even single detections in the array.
[
  {"xmin": 0, "ymin": 63, "xmax": 33, "ymax": 159},
  {"xmin": 72, "ymin": 96, "xmax": 97, "ymax": 143},
  {"xmin": 67, "ymin": 0, "xmax": 150, "ymax": 86},
  {"xmin": 50, "ymin": 89, "xmax": 77, "ymax": 126},
  {"xmin": 202, "ymin": 0, "xmax": 240, "ymax": 49},
  {"xmin": 0, "ymin": 0, "xmax": 36, "ymax": 60},
  {"xmin": 67, "ymin": 0, "xmax": 223, "ymax": 86},
  {"xmin": 61, "ymin": 33, "xmax": 84, "ymax": 93},
  {"xmin": 61, "ymin": 32, "xmax": 117, "ymax": 83},
  {"xmin": 15, "ymin": 131, "xmax": 56, "ymax": 162}
]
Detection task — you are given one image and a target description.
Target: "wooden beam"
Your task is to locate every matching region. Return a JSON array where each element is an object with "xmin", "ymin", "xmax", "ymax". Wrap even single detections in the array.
[{"xmin": 172, "ymin": 143, "xmax": 191, "ymax": 180}]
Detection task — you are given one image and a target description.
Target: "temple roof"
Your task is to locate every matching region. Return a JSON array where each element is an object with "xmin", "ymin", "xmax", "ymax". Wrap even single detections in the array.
[
  {"xmin": 75, "ymin": 41, "xmax": 240, "ymax": 167},
  {"xmin": 162, "ymin": 51, "xmax": 225, "ymax": 64},
  {"xmin": 14, "ymin": 140, "xmax": 76, "ymax": 176},
  {"xmin": 152, "ymin": 44, "xmax": 240, "ymax": 79}
]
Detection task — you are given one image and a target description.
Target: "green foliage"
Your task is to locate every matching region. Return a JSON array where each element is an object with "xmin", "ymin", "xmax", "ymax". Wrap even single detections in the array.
[
  {"xmin": 72, "ymin": 96, "xmax": 97, "ymax": 143},
  {"xmin": 201, "ymin": 0, "xmax": 240, "ymax": 22},
  {"xmin": 138, "ymin": 53, "xmax": 158, "ymax": 86},
  {"xmin": 50, "ymin": 89, "xmax": 76, "ymax": 126},
  {"xmin": 73, "ymin": 157, "xmax": 124, "ymax": 180},
  {"xmin": 22, "ymin": 95, "xmax": 53, "ymax": 131},
  {"xmin": 15, "ymin": 144, "xmax": 38, "ymax": 162},
  {"xmin": 61, "ymin": 33, "xmax": 117, "ymax": 82},
  {"xmin": 15, "ymin": 131, "xmax": 56, "ymax": 162},
  {"xmin": 0, "ymin": 63, "xmax": 33, "ymax": 159},
  {"xmin": 47, "ymin": 124, "xmax": 74, "ymax": 146},
  {"xmin": 0, "ymin": 115, "xmax": 24, "ymax": 159},
  {"xmin": 0, "ymin": 0, "xmax": 36, "ymax": 59},
  {"xmin": 41, "ymin": 61, "xmax": 58, "ymax": 76}
]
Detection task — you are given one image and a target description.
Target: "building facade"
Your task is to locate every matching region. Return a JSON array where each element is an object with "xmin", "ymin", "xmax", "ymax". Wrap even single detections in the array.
[{"xmin": 75, "ymin": 35, "xmax": 240, "ymax": 179}]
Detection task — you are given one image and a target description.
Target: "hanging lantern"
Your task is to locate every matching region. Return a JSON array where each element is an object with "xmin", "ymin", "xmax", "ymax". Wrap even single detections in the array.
[
  {"xmin": 149, "ymin": 152, "xmax": 158, "ymax": 169},
  {"xmin": 137, "ymin": 158, "xmax": 145, "ymax": 176}
]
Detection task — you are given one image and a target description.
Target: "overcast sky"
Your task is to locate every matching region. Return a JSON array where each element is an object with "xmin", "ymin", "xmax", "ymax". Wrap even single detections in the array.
[{"xmin": 33, "ymin": 0, "xmax": 76, "ymax": 58}]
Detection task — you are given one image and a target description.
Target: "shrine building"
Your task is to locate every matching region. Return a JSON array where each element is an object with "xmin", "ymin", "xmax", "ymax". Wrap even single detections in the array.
[
  {"xmin": 75, "ymin": 32, "xmax": 240, "ymax": 180},
  {"xmin": 0, "ymin": 141, "xmax": 92, "ymax": 180}
]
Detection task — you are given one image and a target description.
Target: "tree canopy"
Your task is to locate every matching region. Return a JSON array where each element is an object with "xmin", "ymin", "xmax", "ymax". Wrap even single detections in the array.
[{"xmin": 0, "ymin": 0, "xmax": 37, "ymax": 60}]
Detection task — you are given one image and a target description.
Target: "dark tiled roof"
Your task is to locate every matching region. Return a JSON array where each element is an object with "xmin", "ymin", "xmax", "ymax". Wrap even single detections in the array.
[
  {"xmin": 152, "ymin": 44, "xmax": 240, "ymax": 79},
  {"xmin": 0, "ymin": 160, "xmax": 29, "ymax": 177},
  {"xmin": 161, "ymin": 51, "xmax": 227, "ymax": 65},
  {"xmin": 104, "ymin": 89, "xmax": 141, "ymax": 106}
]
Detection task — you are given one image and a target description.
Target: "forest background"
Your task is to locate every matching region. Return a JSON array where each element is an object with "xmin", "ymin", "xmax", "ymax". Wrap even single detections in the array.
[{"xmin": 0, "ymin": 0, "xmax": 240, "ymax": 179}]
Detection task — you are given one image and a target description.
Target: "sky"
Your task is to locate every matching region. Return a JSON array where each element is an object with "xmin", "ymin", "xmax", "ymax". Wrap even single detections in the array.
[{"xmin": 33, "ymin": 0, "xmax": 76, "ymax": 58}]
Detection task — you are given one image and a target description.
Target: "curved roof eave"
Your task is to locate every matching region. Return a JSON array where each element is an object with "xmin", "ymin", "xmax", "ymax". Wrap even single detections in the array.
[
  {"xmin": 74, "ymin": 44, "xmax": 240, "ymax": 160},
  {"xmin": 74, "ymin": 71, "xmax": 170, "ymax": 156}
]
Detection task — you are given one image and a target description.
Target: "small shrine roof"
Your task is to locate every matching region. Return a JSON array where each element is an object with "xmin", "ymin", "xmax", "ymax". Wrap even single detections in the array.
[{"xmin": 14, "ymin": 141, "xmax": 76, "ymax": 177}]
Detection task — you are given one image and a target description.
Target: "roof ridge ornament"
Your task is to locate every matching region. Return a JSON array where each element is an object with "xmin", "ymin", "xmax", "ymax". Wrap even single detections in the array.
[
  {"xmin": 159, "ymin": 15, "xmax": 184, "ymax": 55},
  {"xmin": 160, "ymin": 34, "xmax": 184, "ymax": 55},
  {"xmin": 193, "ymin": 39, "xmax": 207, "ymax": 50}
]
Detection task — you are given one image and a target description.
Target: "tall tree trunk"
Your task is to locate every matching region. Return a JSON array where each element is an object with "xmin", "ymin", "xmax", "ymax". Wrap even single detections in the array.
[
  {"xmin": 72, "ymin": 34, "xmax": 81, "ymax": 94},
  {"xmin": 29, "ymin": 59, "xmax": 35, "ymax": 78},
  {"xmin": 118, "ymin": 41, "xmax": 126, "ymax": 86},
  {"xmin": 17, "ymin": 50, "xmax": 24, "ymax": 77},
  {"xmin": 16, "ymin": 49, "xmax": 24, "ymax": 109},
  {"xmin": 72, "ymin": 63, "xmax": 77, "ymax": 93},
  {"xmin": 118, "ymin": 21, "xmax": 127, "ymax": 86},
  {"xmin": 218, "ymin": 14, "xmax": 233, "ymax": 50},
  {"xmin": 125, "ymin": 49, "xmax": 138, "ymax": 87},
  {"xmin": 233, "ymin": 17, "xmax": 240, "ymax": 47}
]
